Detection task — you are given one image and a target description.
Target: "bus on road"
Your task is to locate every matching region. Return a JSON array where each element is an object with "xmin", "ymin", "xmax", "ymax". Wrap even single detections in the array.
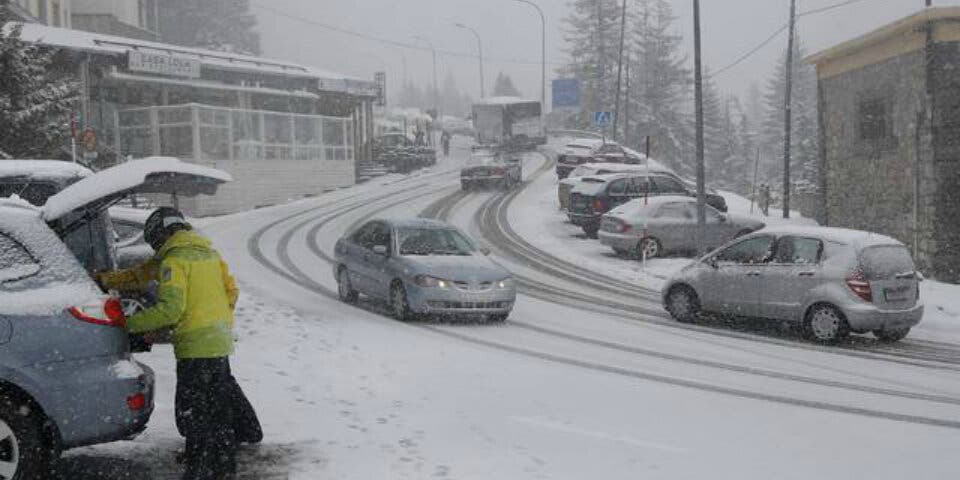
[{"xmin": 472, "ymin": 97, "xmax": 546, "ymax": 152}]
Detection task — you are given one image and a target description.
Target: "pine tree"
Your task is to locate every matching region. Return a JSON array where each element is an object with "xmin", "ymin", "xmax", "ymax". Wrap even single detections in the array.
[
  {"xmin": 0, "ymin": 18, "xmax": 78, "ymax": 158},
  {"xmin": 159, "ymin": 0, "xmax": 261, "ymax": 55},
  {"xmin": 560, "ymin": 0, "xmax": 622, "ymax": 128},
  {"xmin": 622, "ymin": 0, "xmax": 690, "ymax": 170},
  {"xmin": 492, "ymin": 72, "xmax": 522, "ymax": 97},
  {"xmin": 759, "ymin": 39, "xmax": 818, "ymax": 190}
]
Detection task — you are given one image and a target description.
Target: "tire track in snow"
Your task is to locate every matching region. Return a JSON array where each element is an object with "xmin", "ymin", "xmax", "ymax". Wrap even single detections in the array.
[{"xmin": 242, "ymin": 167, "xmax": 960, "ymax": 431}]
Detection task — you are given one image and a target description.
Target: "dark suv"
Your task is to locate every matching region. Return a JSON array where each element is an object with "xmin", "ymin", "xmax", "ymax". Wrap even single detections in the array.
[{"xmin": 568, "ymin": 172, "xmax": 722, "ymax": 237}]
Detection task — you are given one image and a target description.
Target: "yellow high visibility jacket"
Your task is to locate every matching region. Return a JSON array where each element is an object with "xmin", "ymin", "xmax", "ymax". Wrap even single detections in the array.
[{"xmin": 100, "ymin": 230, "xmax": 239, "ymax": 359}]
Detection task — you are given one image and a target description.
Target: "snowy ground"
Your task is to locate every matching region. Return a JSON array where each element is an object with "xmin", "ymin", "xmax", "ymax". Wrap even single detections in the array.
[{"xmin": 64, "ymin": 137, "xmax": 960, "ymax": 479}]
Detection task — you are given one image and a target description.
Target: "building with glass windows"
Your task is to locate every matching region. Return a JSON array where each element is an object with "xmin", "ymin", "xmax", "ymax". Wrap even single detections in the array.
[{"xmin": 11, "ymin": 22, "xmax": 377, "ymax": 216}]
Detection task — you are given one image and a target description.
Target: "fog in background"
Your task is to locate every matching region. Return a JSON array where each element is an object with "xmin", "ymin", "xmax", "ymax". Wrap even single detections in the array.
[{"xmin": 255, "ymin": 0, "xmax": 960, "ymax": 109}]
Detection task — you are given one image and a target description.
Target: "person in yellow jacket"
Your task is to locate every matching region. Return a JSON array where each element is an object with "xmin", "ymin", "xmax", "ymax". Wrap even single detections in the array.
[{"xmin": 99, "ymin": 207, "xmax": 255, "ymax": 480}]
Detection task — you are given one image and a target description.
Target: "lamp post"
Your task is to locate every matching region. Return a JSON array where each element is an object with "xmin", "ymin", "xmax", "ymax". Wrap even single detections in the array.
[
  {"xmin": 455, "ymin": 23, "xmax": 485, "ymax": 99},
  {"xmin": 413, "ymin": 35, "xmax": 440, "ymax": 118},
  {"xmin": 513, "ymin": 0, "xmax": 546, "ymax": 125}
]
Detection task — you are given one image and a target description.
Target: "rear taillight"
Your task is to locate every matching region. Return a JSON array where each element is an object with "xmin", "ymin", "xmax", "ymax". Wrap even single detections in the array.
[
  {"xmin": 846, "ymin": 269, "xmax": 872, "ymax": 303},
  {"xmin": 609, "ymin": 218, "xmax": 629, "ymax": 233},
  {"xmin": 126, "ymin": 392, "xmax": 146, "ymax": 411},
  {"xmin": 68, "ymin": 296, "xmax": 126, "ymax": 328}
]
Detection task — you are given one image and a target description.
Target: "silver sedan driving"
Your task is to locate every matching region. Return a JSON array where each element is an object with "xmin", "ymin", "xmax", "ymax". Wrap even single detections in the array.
[
  {"xmin": 334, "ymin": 219, "xmax": 516, "ymax": 322},
  {"xmin": 598, "ymin": 196, "xmax": 764, "ymax": 258}
]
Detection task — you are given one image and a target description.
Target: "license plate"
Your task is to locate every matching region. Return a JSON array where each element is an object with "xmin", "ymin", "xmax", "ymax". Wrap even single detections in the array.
[{"xmin": 884, "ymin": 286, "xmax": 910, "ymax": 302}]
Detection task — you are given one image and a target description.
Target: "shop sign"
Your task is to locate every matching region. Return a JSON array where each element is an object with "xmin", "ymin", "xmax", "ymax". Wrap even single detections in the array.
[{"xmin": 128, "ymin": 50, "xmax": 201, "ymax": 79}]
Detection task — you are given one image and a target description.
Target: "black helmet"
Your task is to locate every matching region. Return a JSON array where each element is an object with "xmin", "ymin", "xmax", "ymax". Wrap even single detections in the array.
[{"xmin": 143, "ymin": 207, "xmax": 188, "ymax": 250}]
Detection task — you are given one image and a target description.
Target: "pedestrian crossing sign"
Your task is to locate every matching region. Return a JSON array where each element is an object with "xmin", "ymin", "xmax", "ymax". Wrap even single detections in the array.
[{"xmin": 595, "ymin": 111, "xmax": 612, "ymax": 128}]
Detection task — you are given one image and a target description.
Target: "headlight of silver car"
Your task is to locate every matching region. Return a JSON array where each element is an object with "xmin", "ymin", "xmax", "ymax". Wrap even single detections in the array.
[
  {"xmin": 497, "ymin": 277, "xmax": 516, "ymax": 289},
  {"xmin": 414, "ymin": 275, "xmax": 451, "ymax": 289}
]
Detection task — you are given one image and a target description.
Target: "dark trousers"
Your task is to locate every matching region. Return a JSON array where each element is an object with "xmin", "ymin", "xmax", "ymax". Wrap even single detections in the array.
[{"xmin": 176, "ymin": 358, "xmax": 237, "ymax": 480}]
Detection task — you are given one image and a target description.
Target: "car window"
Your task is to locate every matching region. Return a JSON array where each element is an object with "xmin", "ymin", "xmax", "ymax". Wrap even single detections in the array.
[
  {"xmin": 773, "ymin": 236, "xmax": 823, "ymax": 264},
  {"xmin": 352, "ymin": 222, "xmax": 378, "ymax": 248},
  {"xmin": 57, "ymin": 213, "xmax": 114, "ymax": 273},
  {"xmin": 0, "ymin": 233, "xmax": 41, "ymax": 283},
  {"xmin": 652, "ymin": 176, "xmax": 688, "ymax": 194},
  {"xmin": 0, "ymin": 181, "xmax": 60, "ymax": 206},
  {"xmin": 860, "ymin": 245, "xmax": 915, "ymax": 280},
  {"xmin": 715, "ymin": 236, "xmax": 774, "ymax": 264},
  {"xmin": 398, "ymin": 228, "xmax": 475, "ymax": 256},
  {"xmin": 705, "ymin": 206, "xmax": 724, "ymax": 221},
  {"xmin": 608, "ymin": 179, "xmax": 627, "ymax": 195},
  {"xmin": 656, "ymin": 203, "xmax": 693, "ymax": 219},
  {"xmin": 371, "ymin": 223, "xmax": 392, "ymax": 250},
  {"xmin": 629, "ymin": 177, "xmax": 651, "ymax": 195},
  {"xmin": 113, "ymin": 221, "xmax": 142, "ymax": 243},
  {"xmin": 598, "ymin": 144, "xmax": 621, "ymax": 154}
]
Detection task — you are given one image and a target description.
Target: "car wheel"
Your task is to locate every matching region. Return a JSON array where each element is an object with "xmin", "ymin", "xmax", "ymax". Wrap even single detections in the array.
[
  {"xmin": 0, "ymin": 396, "xmax": 49, "ymax": 480},
  {"xmin": 874, "ymin": 327, "xmax": 911, "ymax": 343},
  {"xmin": 337, "ymin": 267, "xmax": 358, "ymax": 304},
  {"xmin": 390, "ymin": 281, "xmax": 415, "ymax": 322},
  {"xmin": 638, "ymin": 237, "xmax": 662, "ymax": 259},
  {"xmin": 582, "ymin": 225, "xmax": 600, "ymax": 239},
  {"xmin": 666, "ymin": 285, "xmax": 700, "ymax": 323},
  {"xmin": 803, "ymin": 304, "xmax": 850, "ymax": 343}
]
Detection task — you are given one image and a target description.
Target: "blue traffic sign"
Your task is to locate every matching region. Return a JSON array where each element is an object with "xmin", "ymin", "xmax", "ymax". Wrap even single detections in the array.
[
  {"xmin": 552, "ymin": 78, "xmax": 581, "ymax": 108},
  {"xmin": 595, "ymin": 111, "xmax": 613, "ymax": 127}
]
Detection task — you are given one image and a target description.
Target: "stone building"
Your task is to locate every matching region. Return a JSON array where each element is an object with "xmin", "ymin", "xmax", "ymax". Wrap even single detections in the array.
[{"xmin": 807, "ymin": 7, "xmax": 960, "ymax": 282}]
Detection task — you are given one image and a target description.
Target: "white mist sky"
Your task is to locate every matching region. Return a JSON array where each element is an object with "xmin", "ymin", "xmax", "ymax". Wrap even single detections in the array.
[{"xmin": 255, "ymin": 0, "xmax": 958, "ymax": 108}]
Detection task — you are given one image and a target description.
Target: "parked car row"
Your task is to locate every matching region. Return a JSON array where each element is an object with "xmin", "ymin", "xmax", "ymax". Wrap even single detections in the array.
[
  {"xmin": 0, "ymin": 158, "xmax": 230, "ymax": 477},
  {"xmin": 373, "ymin": 132, "xmax": 437, "ymax": 173}
]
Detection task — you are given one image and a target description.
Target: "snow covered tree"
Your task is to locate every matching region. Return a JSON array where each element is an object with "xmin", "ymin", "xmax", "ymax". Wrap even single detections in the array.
[
  {"xmin": 622, "ymin": 0, "xmax": 690, "ymax": 170},
  {"xmin": 492, "ymin": 72, "xmax": 522, "ymax": 97},
  {"xmin": 0, "ymin": 18, "xmax": 78, "ymax": 158},
  {"xmin": 759, "ymin": 39, "xmax": 819, "ymax": 190},
  {"xmin": 559, "ymin": 0, "xmax": 622, "ymax": 128},
  {"xmin": 159, "ymin": 0, "xmax": 261, "ymax": 55}
]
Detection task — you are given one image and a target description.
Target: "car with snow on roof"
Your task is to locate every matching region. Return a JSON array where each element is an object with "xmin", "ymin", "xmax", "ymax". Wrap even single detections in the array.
[
  {"xmin": 0, "ymin": 157, "xmax": 229, "ymax": 477},
  {"xmin": 599, "ymin": 196, "xmax": 764, "ymax": 259},
  {"xmin": 334, "ymin": 218, "xmax": 516, "ymax": 322},
  {"xmin": 461, "ymin": 147, "xmax": 522, "ymax": 191},
  {"xmin": 662, "ymin": 226, "xmax": 924, "ymax": 343}
]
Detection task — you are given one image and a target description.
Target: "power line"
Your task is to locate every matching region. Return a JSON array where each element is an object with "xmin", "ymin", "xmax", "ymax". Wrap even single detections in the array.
[
  {"xmin": 251, "ymin": 2, "xmax": 563, "ymax": 66},
  {"xmin": 712, "ymin": 0, "xmax": 887, "ymax": 78}
]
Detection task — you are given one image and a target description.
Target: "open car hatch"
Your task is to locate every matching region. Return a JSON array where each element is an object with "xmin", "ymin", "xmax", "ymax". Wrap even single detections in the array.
[{"xmin": 42, "ymin": 157, "xmax": 232, "ymax": 232}]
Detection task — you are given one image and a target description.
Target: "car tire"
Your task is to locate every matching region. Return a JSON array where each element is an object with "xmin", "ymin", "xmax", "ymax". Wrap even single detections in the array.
[
  {"xmin": 337, "ymin": 267, "xmax": 359, "ymax": 304},
  {"xmin": 582, "ymin": 225, "xmax": 600, "ymax": 239},
  {"xmin": 803, "ymin": 304, "xmax": 850, "ymax": 343},
  {"xmin": 390, "ymin": 281, "xmax": 415, "ymax": 322},
  {"xmin": 638, "ymin": 237, "xmax": 662, "ymax": 259},
  {"xmin": 0, "ymin": 395, "xmax": 50, "ymax": 480},
  {"xmin": 666, "ymin": 285, "xmax": 700, "ymax": 323},
  {"xmin": 874, "ymin": 327, "xmax": 911, "ymax": 343}
]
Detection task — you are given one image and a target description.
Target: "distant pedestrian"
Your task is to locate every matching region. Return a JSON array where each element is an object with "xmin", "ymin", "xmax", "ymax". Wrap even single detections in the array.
[
  {"xmin": 441, "ymin": 130, "xmax": 451, "ymax": 157},
  {"xmin": 759, "ymin": 184, "xmax": 771, "ymax": 217}
]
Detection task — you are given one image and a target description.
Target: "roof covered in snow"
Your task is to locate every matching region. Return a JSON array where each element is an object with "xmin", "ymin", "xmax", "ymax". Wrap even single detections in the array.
[
  {"xmin": 475, "ymin": 96, "xmax": 539, "ymax": 106},
  {"xmin": 0, "ymin": 160, "xmax": 92, "ymax": 184},
  {"xmin": 6, "ymin": 22, "xmax": 375, "ymax": 94},
  {"xmin": 756, "ymin": 225, "xmax": 904, "ymax": 248}
]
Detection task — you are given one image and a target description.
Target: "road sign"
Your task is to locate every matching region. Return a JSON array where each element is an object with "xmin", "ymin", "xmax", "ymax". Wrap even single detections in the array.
[
  {"xmin": 595, "ymin": 111, "xmax": 613, "ymax": 128},
  {"xmin": 552, "ymin": 78, "xmax": 580, "ymax": 108}
]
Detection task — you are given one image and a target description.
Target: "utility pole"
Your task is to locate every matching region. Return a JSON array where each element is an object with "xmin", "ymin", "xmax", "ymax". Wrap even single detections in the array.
[
  {"xmin": 782, "ymin": 0, "xmax": 797, "ymax": 219},
  {"xmin": 694, "ymin": 0, "xmax": 706, "ymax": 254},
  {"xmin": 597, "ymin": 0, "xmax": 605, "ymax": 120},
  {"xmin": 613, "ymin": 0, "xmax": 628, "ymax": 141},
  {"xmin": 513, "ymin": 0, "xmax": 545, "ymax": 131},
  {"xmin": 455, "ymin": 23, "xmax": 485, "ymax": 99},
  {"xmin": 623, "ymin": 51, "xmax": 631, "ymax": 146}
]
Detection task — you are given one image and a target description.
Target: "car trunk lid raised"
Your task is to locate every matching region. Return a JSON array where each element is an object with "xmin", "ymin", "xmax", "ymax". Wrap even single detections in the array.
[{"xmin": 42, "ymin": 157, "xmax": 232, "ymax": 234}]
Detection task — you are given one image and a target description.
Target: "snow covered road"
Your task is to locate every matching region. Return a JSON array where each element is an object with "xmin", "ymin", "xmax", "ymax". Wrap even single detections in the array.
[{"xmin": 70, "ymin": 142, "xmax": 960, "ymax": 479}]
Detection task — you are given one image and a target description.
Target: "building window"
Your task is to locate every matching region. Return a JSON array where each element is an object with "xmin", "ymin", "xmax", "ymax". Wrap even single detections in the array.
[{"xmin": 858, "ymin": 99, "xmax": 889, "ymax": 141}]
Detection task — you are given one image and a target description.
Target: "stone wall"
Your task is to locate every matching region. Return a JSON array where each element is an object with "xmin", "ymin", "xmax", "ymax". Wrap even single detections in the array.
[{"xmin": 818, "ymin": 49, "xmax": 938, "ymax": 272}]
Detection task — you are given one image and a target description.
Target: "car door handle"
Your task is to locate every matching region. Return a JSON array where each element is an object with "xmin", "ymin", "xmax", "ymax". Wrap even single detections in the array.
[
  {"xmin": 798, "ymin": 271, "xmax": 816, "ymax": 277},
  {"xmin": 745, "ymin": 271, "xmax": 761, "ymax": 277}
]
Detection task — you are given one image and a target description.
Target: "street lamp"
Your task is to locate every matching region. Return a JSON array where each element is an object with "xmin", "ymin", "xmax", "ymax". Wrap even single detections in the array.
[
  {"xmin": 455, "ymin": 22, "xmax": 485, "ymax": 99},
  {"xmin": 513, "ymin": 0, "xmax": 546, "ymax": 119},
  {"xmin": 412, "ymin": 35, "xmax": 439, "ymax": 119}
]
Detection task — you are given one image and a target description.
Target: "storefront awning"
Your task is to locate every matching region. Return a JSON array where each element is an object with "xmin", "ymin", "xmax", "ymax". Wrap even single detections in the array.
[{"xmin": 106, "ymin": 71, "xmax": 320, "ymax": 100}]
